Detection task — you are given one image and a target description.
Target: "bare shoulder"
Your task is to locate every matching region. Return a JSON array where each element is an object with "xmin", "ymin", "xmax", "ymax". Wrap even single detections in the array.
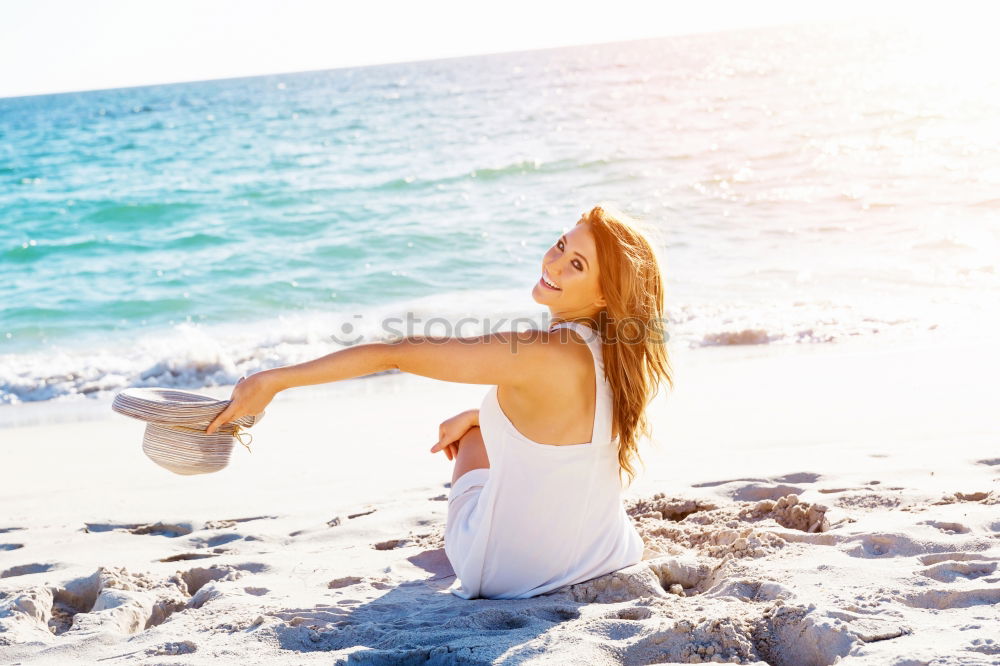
[
  {"xmin": 386, "ymin": 326, "xmax": 587, "ymax": 388},
  {"xmin": 503, "ymin": 326, "xmax": 594, "ymax": 394},
  {"xmin": 504, "ymin": 326, "xmax": 590, "ymax": 373}
]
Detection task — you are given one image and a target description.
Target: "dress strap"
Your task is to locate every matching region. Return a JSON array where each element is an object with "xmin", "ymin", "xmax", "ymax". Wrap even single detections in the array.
[
  {"xmin": 550, "ymin": 320, "xmax": 601, "ymax": 344},
  {"xmin": 549, "ymin": 321, "xmax": 611, "ymax": 446}
]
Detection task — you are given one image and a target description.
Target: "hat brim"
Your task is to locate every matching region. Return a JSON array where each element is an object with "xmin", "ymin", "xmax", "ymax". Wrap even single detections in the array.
[{"xmin": 112, "ymin": 387, "xmax": 262, "ymax": 429}]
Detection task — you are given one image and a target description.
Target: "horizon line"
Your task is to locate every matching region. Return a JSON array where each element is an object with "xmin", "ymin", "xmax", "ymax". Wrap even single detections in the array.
[{"xmin": 0, "ymin": 17, "xmax": 848, "ymax": 102}]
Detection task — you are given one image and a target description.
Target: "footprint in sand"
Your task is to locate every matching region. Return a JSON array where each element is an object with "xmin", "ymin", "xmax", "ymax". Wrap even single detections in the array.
[
  {"xmin": 691, "ymin": 473, "xmax": 820, "ymax": 500},
  {"xmin": 919, "ymin": 558, "xmax": 998, "ymax": 583},
  {"xmin": 158, "ymin": 553, "xmax": 218, "ymax": 562},
  {"xmin": 919, "ymin": 519, "xmax": 971, "ymax": 535},
  {"xmin": 917, "ymin": 551, "xmax": 1000, "ymax": 584},
  {"xmin": 370, "ymin": 530, "xmax": 443, "ymax": 552},
  {"xmin": 919, "ymin": 552, "xmax": 996, "ymax": 565},
  {"xmin": 933, "ymin": 490, "xmax": 998, "ymax": 505},
  {"xmin": 526, "ymin": 605, "xmax": 581, "ymax": 622},
  {"xmin": 732, "ymin": 483, "xmax": 807, "ymax": 502},
  {"xmin": 373, "ymin": 539, "xmax": 407, "ymax": 550},
  {"xmin": 600, "ymin": 605, "xmax": 654, "ymax": 621},
  {"xmin": 83, "ymin": 521, "xmax": 193, "ymax": 537},
  {"xmin": 86, "ymin": 520, "xmax": 261, "ymax": 559},
  {"xmin": 1, "ymin": 563, "xmax": 56, "ymax": 578},
  {"xmin": 841, "ymin": 532, "xmax": 930, "ymax": 558},
  {"xmin": 458, "ymin": 609, "xmax": 531, "ymax": 631},
  {"xmin": 188, "ymin": 533, "xmax": 244, "ymax": 549},
  {"xmin": 326, "ymin": 574, "xmax": 394, "ymax": 590},
  {"xmin": 269, "ymin": 605, "xmax": 353, "ymax": 630},
  {"xmin": 0, "ymin": 563, "xmax": 261, "ymax": 639},
  {"xmin": 834, "ymin": 492, "xmax": 902, "ymax": 510},
  {"xmin": 328, "ymin": 575, "xmax": 364, "ymax": 589},
  {"xmin": 901, "ymin": 586, "xmax": 1000, "ymax": 610}
]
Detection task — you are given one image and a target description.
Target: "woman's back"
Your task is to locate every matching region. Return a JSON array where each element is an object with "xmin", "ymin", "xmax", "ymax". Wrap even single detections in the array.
[
  {"xmin": 444, "ymin": 321, "xmax": 645, "ymax": 599},
  {"xmin": 491, "ymin": 324, "xmax": 599, "ymax": 447}
]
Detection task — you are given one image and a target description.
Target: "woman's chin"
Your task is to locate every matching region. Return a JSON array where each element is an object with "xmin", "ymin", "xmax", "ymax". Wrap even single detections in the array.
[{"xmin": 530, "ymin": 284, "xmax": 552, "ymax": 305}]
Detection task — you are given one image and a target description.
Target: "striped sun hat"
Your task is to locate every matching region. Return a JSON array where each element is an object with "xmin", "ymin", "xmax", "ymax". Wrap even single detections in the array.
[{"xmin": 112, "ymin": 387, "xmax": 262, "ymax": 475}]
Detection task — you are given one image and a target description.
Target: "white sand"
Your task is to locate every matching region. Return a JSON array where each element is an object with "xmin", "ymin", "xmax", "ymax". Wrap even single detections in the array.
[{"xmin": 1, "ymin": 332, "xmax": 998, "ymax": 665}]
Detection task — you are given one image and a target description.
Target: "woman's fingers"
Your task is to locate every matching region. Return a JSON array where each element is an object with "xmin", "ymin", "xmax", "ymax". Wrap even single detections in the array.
[
  {"xmin": 431, "ymin": 437, "xmax": 461, "ymax": 460},
  {"xmin": 206, "ymin": 402, "xmax": 237, "ymax": 434}
]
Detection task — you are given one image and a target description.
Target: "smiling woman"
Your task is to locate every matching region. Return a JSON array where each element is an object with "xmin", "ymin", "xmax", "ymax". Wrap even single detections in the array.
[{"xmin": 205, "ymin": 203, "xmax": 674, "ymax": 599}]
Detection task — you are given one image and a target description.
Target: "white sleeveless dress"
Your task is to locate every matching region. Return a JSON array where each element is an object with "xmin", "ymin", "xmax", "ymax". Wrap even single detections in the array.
[{"xmin": 443, "ymin": 321, "xmax": 645, "ymax": 599}]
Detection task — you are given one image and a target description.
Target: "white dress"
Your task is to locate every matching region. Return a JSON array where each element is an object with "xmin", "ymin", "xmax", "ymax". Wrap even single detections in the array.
[{"xmin": 444, "ymin": 321, "xmax": 645, "ymax": 599}]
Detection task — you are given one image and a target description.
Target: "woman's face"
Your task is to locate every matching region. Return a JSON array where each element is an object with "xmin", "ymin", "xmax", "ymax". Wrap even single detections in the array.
[{"xmin": 532, "ymin": 220, "xmax": 606, "ymax": 320}]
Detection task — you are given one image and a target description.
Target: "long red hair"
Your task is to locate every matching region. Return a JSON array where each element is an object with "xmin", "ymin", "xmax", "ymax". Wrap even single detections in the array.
[{"xmin": 564, "ymin": 205, "xmax": 674, "ymax": 489}]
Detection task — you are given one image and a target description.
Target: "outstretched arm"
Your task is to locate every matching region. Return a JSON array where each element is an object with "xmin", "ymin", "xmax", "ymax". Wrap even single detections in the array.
[{"xmin": 205, "ymin": 330, "xmax": 564, "ymax": 433}]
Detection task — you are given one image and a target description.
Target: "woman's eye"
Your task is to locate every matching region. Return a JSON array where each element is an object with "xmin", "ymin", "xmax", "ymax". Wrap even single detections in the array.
[
  {"xmin": 556, "ymin": 240, "xmax": 564, "ymax": 250},
  {"xmin": 573, "ymin": 260, "xmax": 583, "ymax": 270}
]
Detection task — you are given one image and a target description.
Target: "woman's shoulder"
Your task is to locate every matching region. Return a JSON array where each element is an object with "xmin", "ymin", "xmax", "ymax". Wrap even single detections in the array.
[{"xmin": 548, "ymin": 322, "xmax": 602, "ymax": 363}]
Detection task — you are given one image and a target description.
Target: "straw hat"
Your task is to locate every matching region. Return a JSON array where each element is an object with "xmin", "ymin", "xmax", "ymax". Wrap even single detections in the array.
[{"xmin": 112, "ymin": 387, "xmax": 263, "ymax": 475}]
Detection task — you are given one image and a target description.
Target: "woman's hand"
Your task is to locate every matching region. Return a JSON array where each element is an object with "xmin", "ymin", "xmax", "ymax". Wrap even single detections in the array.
[
  {"xmin": 430, "ymin": 409, "xmax": 479, "ymax": 461},
  {"xmin": 205, "ymin": 371, "xmax": 280, "ymax": 434}
]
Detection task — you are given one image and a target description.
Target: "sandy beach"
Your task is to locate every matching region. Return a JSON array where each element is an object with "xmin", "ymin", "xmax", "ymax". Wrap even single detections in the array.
[
  {"xmin": 1, "ymin": 331, "xmax": 997, "ymax": 665},
  {"xmin": 4, "ymin": 9, "xmax": 999, "ymax": 665}
]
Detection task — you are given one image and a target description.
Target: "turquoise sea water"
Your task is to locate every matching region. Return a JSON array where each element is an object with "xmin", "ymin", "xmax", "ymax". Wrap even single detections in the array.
[{"xmin": 1, "ymin": 19, "xmax": 998, "ymax": 404}]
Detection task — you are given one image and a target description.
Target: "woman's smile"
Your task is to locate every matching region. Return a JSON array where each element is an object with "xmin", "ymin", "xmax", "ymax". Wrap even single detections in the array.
[{"xmin": 539, "ymin": 271, "xmax": 561, "ymax": 291}]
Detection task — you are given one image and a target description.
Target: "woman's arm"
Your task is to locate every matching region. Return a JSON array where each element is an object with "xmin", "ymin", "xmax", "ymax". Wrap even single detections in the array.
[
  {"xmin": 266, "ymin": 341, "xmax": 392, "ymax": 392},
  {"xmin": 449, "ymin": 408, "xmax": 480, "ymax": 429},
  {"xmin": 272, "ymin": 330, "xmax": 569, "ymax": 390},
  {"xmin": 205, "ymin": 331, "xmax": 564, "ymax": 433}
]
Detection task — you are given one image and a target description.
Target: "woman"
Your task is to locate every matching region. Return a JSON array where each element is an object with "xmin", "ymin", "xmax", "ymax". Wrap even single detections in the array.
[{"xmin": 206, "ymin": 204, "xmax": 674, "ymax": 599}]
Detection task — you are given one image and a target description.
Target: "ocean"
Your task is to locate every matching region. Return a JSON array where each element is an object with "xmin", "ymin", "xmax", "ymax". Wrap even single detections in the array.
[{"xmin": 1, "ymin": 18, "xmax": 997, "ymax": 405}]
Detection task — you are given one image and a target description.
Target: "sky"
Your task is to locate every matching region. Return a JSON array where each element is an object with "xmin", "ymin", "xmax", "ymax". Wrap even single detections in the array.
[{"xmin": 0, "ymin": 0, "xmax": 953, "ymax": 99}]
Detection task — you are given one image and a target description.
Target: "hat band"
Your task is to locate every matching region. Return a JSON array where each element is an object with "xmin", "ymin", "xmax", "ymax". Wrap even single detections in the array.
[{"xmin": 152, "ymin": 421, "xmax": 254, "ymax": 453}]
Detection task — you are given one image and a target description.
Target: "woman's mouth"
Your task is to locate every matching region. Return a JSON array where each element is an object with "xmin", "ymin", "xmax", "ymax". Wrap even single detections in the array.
[{"xmin": 539, "ymin": 273, "xmax": 561, "ymax": 291}]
